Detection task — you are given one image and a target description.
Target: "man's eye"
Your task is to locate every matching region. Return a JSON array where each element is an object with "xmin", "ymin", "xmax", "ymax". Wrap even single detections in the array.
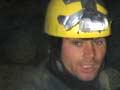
[
  {"xmin": 94, "ymin": 38, "xmax": 105, "ymax": 45},
  {"xmin": 72, "ymin": 40, "xmax": 83, "ymax": 47}
]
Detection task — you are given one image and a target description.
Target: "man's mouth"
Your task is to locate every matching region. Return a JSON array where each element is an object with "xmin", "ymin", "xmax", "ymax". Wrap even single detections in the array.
[{"xmin": 79, "ymin": 64, "xmax": 97, "ymax": 73}]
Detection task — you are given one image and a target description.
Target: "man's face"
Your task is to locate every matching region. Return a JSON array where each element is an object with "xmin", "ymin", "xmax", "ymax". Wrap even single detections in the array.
[{"xmin": 61, "ymin": 38, "xmax": 106, "ymax": 81}]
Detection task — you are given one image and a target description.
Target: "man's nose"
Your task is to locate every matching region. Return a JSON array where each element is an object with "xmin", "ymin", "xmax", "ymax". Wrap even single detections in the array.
[{"xmin": 83, "ymin": 41, "xmax": 95, "ymax": 60}]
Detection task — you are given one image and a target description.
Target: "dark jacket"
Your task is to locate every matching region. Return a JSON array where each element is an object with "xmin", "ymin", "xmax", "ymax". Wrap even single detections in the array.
[{"xmin": 0, "ymin": 60, "xmax": 120, "ymax": 90}]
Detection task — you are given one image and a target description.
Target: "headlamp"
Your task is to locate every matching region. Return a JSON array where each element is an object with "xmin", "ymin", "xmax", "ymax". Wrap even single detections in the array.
[{"xmin": 58, "ymin": 8, "xmax": 109, "ymax": 34}]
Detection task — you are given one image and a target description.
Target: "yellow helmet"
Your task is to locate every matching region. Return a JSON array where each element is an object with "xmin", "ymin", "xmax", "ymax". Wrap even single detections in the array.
[{"xmin": 45, "ymin": 0, "xmax": 111, "ymax": 38}]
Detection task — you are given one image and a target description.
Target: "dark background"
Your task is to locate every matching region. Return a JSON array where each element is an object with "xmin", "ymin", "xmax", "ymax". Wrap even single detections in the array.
[
  {"xmin": 0, "ymin": 0, "xmax": 50, "ymax": 65},
  {"xmin": 0, "ymin": 0, "xmax": 120, "ymax": 83}
]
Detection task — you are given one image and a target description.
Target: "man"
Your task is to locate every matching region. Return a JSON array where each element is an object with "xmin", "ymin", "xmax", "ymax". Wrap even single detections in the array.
[
  {"xmin": 42, "ymin": 0, "xmax": 120, "ymax": 90},
  {"xmin": 1, "ymin": 0, "xmax": 119, "ymax": 90}
]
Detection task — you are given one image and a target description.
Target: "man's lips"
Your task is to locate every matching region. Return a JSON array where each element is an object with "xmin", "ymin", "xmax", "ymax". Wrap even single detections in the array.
[{"xmin": 78, "ymin": 64, "xmax": 97, "ymax": 73}]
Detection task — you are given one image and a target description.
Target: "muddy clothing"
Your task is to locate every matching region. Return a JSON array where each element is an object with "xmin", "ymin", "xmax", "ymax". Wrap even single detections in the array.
[
  {"xmin": 0, "ymin": 60, "xmax": 120, "ymax": 90},
  {"xmin": 34, "ymin": 60, "xmax": 120, "ymax": 90}
]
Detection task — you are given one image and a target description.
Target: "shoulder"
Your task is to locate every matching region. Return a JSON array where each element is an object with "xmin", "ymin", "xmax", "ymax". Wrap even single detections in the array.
[
  {"xmin": 17, "ymin": 61, "xmax": 69, "ymax": 90},
  {"xmin": 104, "ymin": 68, "xmax": 120, "ymax": 83},
  {"xmin": 0, "ymin": 60, "xmax": 69, "ymax": 90},
  {"xmin": 35, "ymin": 61, "xmax": 70, "ymax": 90},
  {"xmin": 100, "ymin": 68, "xmax": 120, "ymax": 90},
  {"xmin": 0, "ymin": 61, "xmax": 54, "ymax": 90}
]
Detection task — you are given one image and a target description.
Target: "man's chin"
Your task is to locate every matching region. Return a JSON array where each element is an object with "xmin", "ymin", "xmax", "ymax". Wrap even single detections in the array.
[{"xmin": 76, "ymin": 72, "xmax": 98, "ymax": 81}]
